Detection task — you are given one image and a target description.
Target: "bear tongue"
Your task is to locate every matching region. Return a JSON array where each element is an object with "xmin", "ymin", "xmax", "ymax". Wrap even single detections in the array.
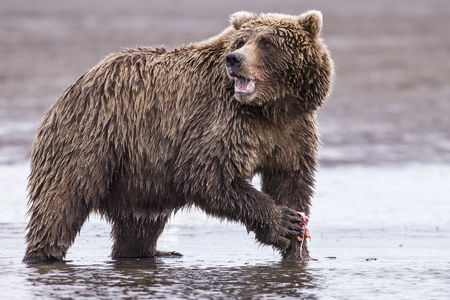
[{"xmin": 235, "ymin": 77, "xmax": 256, "ymax": 94}]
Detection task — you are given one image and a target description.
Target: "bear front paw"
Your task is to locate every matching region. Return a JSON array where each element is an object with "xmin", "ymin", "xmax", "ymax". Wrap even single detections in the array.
[{"xmin": 254, "ymin": 206, "xmax": 304, "ymax": 251}]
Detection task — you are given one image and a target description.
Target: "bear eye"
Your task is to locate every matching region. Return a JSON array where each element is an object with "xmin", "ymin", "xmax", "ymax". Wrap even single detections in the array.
[
  {"xmin": 260, "ymin": 38, "xmax": 273, "ymax": 49},
  {"xmin": 236, "ymin": 39, "xmax": 246, "ymax": 49}
]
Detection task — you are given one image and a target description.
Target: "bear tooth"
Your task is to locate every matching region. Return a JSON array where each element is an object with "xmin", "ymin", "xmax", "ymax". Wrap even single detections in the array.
[{"xmin": 235, "ymin": 77, "xmax": 256, "ymax": 93}]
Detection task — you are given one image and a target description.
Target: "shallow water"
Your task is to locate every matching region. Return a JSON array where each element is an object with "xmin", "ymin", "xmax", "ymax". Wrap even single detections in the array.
[{"xmin": 1, "ymin": 163, "xmax": 449, "ymax": 299}]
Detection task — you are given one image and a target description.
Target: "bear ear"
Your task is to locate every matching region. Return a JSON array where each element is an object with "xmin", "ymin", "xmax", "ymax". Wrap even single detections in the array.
[
  {"xmin": 299, "ymin": 10, "xmax": 323, "ymax": 37},
  {"xmin": 230, "ymin": 11, "xmax": 257, "ymax": 29}
]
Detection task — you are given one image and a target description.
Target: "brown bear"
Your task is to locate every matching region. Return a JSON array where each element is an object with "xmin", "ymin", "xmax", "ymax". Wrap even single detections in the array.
[{"xmin": 24, "ymin": 10, "xmax": 334, "ymax": 263}]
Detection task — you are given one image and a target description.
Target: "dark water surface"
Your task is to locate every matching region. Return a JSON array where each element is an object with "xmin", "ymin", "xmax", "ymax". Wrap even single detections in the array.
[{"xmin": 1, "ymin": 163, "xmax": 449, "ymax": 299}]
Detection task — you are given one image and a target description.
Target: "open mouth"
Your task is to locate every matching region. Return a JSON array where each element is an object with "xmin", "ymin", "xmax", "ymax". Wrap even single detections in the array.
[{"xmin": 233, "ymin": 76, "xmax": 257, "ymax": 94}]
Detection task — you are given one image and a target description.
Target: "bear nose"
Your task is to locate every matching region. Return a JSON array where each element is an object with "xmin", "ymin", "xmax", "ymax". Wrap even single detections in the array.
[{"xmin": 226, "ymin": 52, "xmax": 243, "ymax": 69}]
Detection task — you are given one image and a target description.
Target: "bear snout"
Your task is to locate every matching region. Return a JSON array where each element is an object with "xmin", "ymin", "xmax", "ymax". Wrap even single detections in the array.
[{"xmin": 225, "ymin": 52, "xmax": 243, "ymax": 70}]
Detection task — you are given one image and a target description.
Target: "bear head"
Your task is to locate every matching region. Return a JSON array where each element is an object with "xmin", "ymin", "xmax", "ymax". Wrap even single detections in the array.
[{"xmin": 225, "ymin": 11, "xmax": 334, "ymax": 109}]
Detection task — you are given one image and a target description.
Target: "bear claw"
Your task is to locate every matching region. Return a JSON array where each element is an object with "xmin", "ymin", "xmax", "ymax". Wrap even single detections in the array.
[{"xmin": 154, "ymin": 251, "xmax": 183, "ymax": 258}]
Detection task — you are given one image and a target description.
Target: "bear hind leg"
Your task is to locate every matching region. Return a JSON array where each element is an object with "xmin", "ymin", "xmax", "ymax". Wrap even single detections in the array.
[{"xmin": 110, "ymin": 213, "xmax": 181, "ymax": 258}]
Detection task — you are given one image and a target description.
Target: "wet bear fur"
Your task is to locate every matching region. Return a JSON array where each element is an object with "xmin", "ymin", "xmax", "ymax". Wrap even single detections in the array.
[{"xmin": 24, "ymin": 10, "xmax": 334, "ymax": 262}]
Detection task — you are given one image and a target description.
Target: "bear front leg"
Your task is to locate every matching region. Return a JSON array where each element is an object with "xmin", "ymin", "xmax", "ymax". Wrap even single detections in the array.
[
  {"xmin": 23, "ymin": 196, "xmax": 92, "ymax": 263},
  {"xmin": 261, "ymin": 169, "xmax": 315, "ymax": 261},
  {"xmin": 190, "ymin": 178, "xmax": 304, "ymax": 254},
  {"xmin": 109, "ymin": 213, "xmax": 181, "ymax": 258}
]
